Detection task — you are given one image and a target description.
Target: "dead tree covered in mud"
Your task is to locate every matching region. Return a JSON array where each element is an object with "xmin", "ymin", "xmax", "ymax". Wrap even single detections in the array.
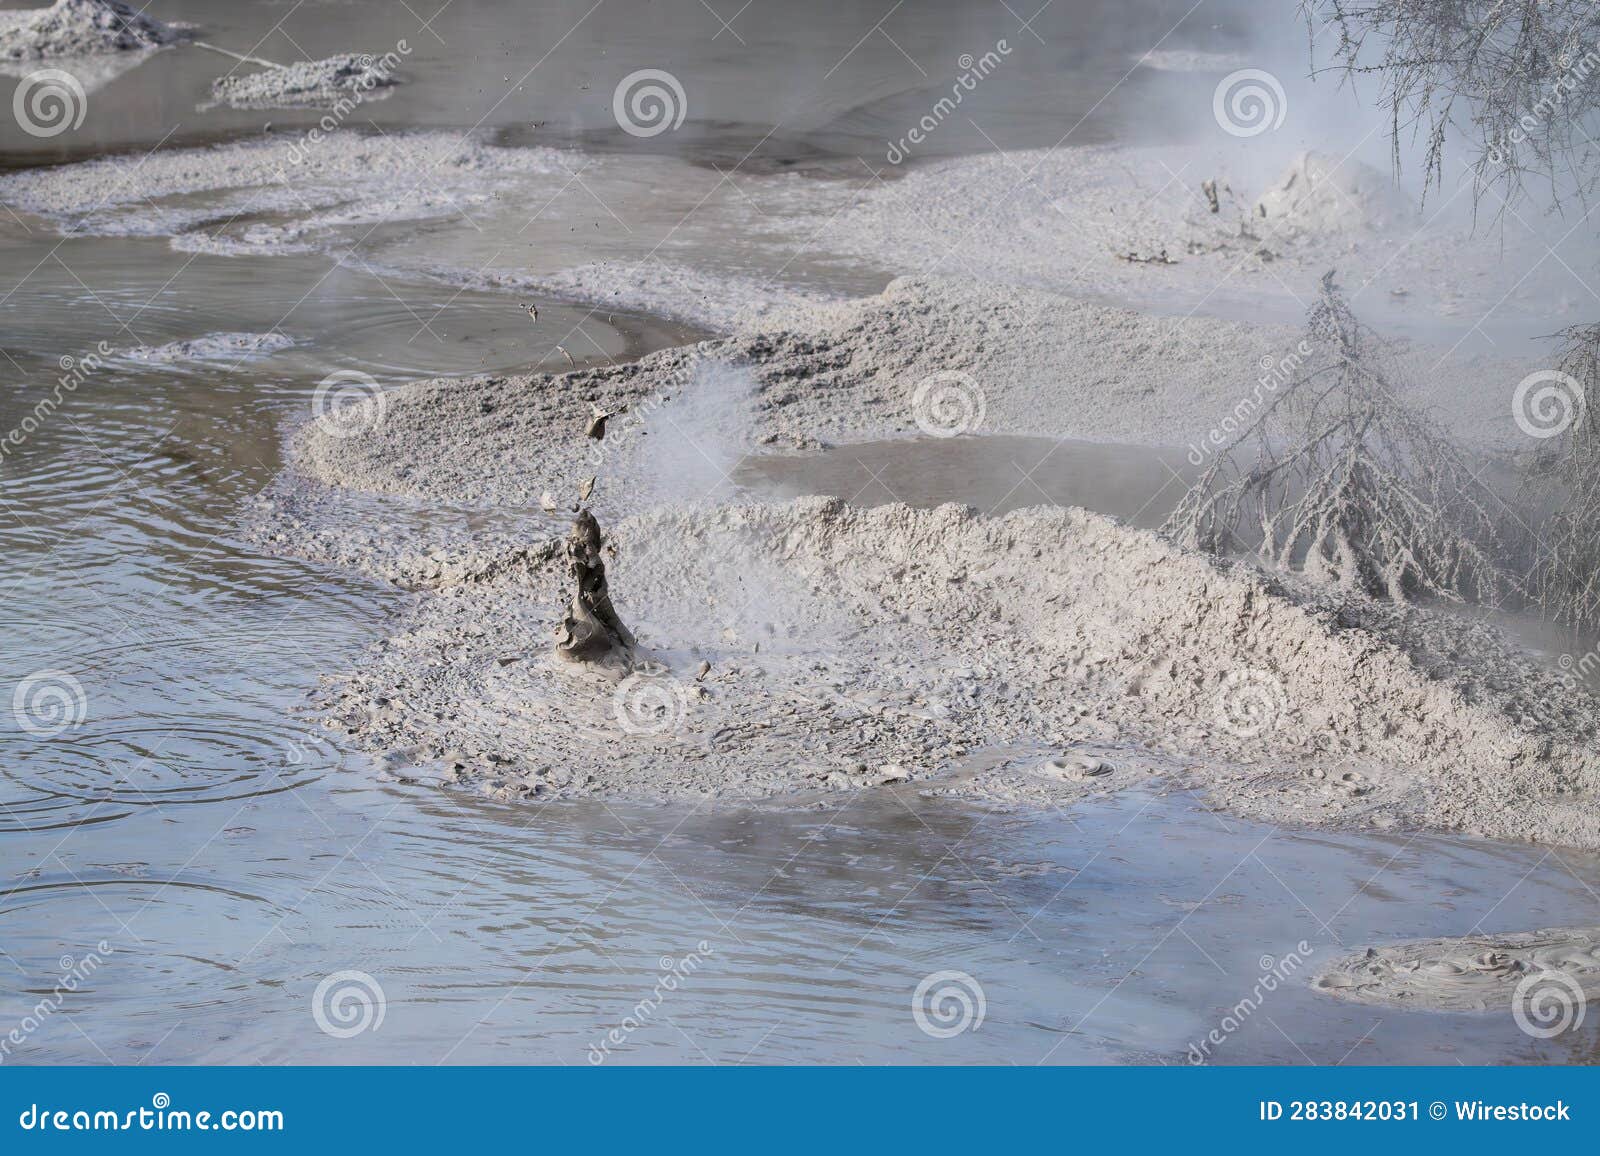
[
  {"xmin": 1529, "ymin": 323, "xmax": 1600, "ymax": 627},
  {"xmin": 1300, "ymin": 0, "xmax": 1600, "ymax": 627},
  {"xmin": 1164, "ymin": 275, "xmax": 1519, "ymax": 606},
  {"xmin": 1306, "ymin": 1, "xmax": 1600, "ymax": 210}
]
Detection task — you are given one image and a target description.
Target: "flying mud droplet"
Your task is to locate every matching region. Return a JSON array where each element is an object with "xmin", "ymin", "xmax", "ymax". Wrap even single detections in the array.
[{"xmin": 586, "ymin": 403, "xmax": 617, "ymax": 440}]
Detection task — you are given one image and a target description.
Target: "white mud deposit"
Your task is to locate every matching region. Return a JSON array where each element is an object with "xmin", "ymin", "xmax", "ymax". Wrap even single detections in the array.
[
  {"xmin": 207, "ymin": 54, "xmax": 400, "ymax": 110},
  {"xmin": 252, "ymin": 277, "xmax": 1600, "ymax": 844},
  {"xmin": 278, "ymin": 277, "xmax": 1530, "ymax": 530},
  {"xmin": 825, "ymin": 146, "xmax": 1582, "ymax": 326},
  {"xmin": 1314, "ymin": 928, "xmax": 1600, "ymax": 1013},
  {"xmin": 0, "ymin": 131, "xmax": 569, "ymax": 244},
  {"xmin": 5, "ymin": 129, "xmax": 1571, "ymax": 334},
  {"xmin": 302, "ymin": 495, "xmax": 1600, "ymax": 843},
  {"xmin": 121, "ymin": 331, "xmax": 294, "ymax": 364},
  {"xmin": 1253, "ymin": 151, "xmax": 1418, "ymax": 238},
  {"xmin": 0, "ymin": 0, "xmax": 191, "ymax": 60}
]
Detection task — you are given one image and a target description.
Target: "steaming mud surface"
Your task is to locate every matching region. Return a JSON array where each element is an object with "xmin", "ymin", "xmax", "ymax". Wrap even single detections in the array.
[
  {"xmin": 19, "ymin": 214, "xmax": 1592, "ymax": 1064},
  {"xmin": 2, "ymin": 128, "xmax": 1578, "ymax": 342},
  {"xmin": 255, "ymin": 277, "xmax": 1600, "ymax": 850}
]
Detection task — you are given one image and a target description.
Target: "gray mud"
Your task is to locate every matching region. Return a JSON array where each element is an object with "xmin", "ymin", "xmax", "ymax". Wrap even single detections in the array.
[
  {"xmin": 207, "ymin": 53, "xmax": 400, "ymax": 110},
  {"xmin": 1315, "ymin": 928, "xmax": 1600, "ymax": 1015},
  {"xmin": 250, "ymin": 276, "xmax": 1600, "ymax": 849},
  {"xmin": 296, "ymin": 495, "xmax": 1600, "ymax": 849},
  {"xmin": 0, "ymin": 0, "xmax": 191, "ymax": 60},
  {"xmin": 121, "ymin": 331, "xmax": 295, "ymax": 364}
]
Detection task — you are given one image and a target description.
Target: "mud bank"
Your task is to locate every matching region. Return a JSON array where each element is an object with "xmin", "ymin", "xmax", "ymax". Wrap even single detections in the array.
[
  {"xmin": 1314, "ymin": 928, "xmax": 1600, "ymax": 1013},
  {"xmin": 253, "ymin": 277, "xmax": 1592, "ymax": 841},
  {"xmin": 6, "ymin": 129, "xmax": 1571, "ymax": 335},
  {"xmin": 825, "ymin": 146, "xmax": 1584, "ymax": 329},
  {"xmin": 283, "ymin": 276, "xmax": 1532, "ymax": 519},
  {"xmin": 0, "ymin": 131, "xmax": 571, "ymax": 236},
  {"xmin": 305, "ymin": 496, "xmax": 1600, "ymax": 847}
]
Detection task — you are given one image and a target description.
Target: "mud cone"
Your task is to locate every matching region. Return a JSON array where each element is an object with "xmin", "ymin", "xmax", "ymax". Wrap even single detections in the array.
[{"xmin": 554, "ymin": 510, "xmax": 635, "ymax": 662}]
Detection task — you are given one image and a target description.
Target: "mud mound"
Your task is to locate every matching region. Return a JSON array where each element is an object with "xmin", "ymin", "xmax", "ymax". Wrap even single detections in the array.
[
  {"xmin": 209, "ymin": 54, "xmax": 400, "ymax": 110},
  {"xmin": 1314, "ymin": 928, "xmax": 1600, "ymax": 1013},
  {"xmin": 1254, "ymin": 151, "xmax": 1418, "ymax": 237},
  {"xmin": 311, "ymin": 496, "xmax": 1600, "ymax": 845},
  {"xmin": 0, "ymin": 0, "xmax": 191, "ymax": 60}
]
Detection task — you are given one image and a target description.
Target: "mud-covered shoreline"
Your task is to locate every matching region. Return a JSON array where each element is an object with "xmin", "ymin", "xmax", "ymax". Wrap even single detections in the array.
[{"xmin": 236, "ymin": 275, "xmax": 1600, "ymax": 856}]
